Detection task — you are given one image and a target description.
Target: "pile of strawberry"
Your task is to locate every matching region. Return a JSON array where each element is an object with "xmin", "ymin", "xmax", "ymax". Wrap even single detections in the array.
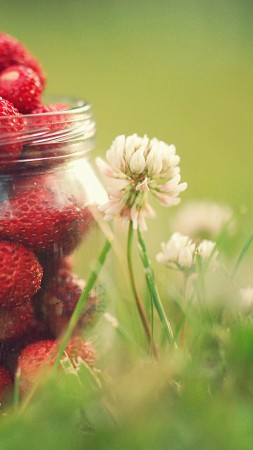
[{"xmin": 0, "ymin": 33, "xmax": 97, "ymax": 403}]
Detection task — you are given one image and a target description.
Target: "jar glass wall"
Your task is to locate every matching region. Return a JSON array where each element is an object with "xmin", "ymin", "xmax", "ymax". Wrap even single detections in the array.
[{"xmin": 0, "ymin": 97, "xmax": 106, "ymax": 371}]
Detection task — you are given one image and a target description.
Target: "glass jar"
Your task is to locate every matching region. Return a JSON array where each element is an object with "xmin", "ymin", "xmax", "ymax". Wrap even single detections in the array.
[{"xmin": 0, "ymin": 96, "xmax": 107, "ymax": 375}]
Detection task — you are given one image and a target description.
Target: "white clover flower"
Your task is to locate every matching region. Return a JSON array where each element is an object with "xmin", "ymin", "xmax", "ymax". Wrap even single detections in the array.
[
  {"xmin": 195, "ymin": 239, "xmax": 219, "ymax": 269},
  {"xmin": 171, "ymin": 200, "xmax": 235, "ymax": 239},
  {"xmin": 96, "ymin": 134, "xmax": 187, "ymax": 230},
  {"xmin": 156, "ymin": 232, "xmax": 196, "ymax": 271},
  {"xmin": 157, "ymin": 233, "xmax": 219, "ymax": 273}
]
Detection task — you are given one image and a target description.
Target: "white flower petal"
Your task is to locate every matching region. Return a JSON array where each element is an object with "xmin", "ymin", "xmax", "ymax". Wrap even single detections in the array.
[
  {"xmin": 178, "ymin": 247, "xmax": 194, "ymax": 269},
  {"xmin": 195, "ymin": 239, "xmax": 219, "ymax": 269},
  {"xmin": 142, "ymin": 201, "xmax": 156, "ymax": 219},
  {"xmin": 106, "ymin": 135, "xmax": 126, "ymax": 171},
  {"xmin": 136, "ymin": 177, "xmax": 149, "ymax": 192},
  {"xmin": 137, "ymin": 214, "xmax": 148, "ymax": 231},
  {"xmin": 153, "ymin": 192, "xmax": 181, "ymax": 206},
  {"xmin": 156, "ymin": 232, "xmax": 195, "ymax": 271},
  {"xmin": 196, "ymin": 240, "xmax": 216, "ymax": 260},
  {"xmin": 146, "ymin": 141, "xmax": 163, "ymax": 175},
  {"xmin": 129, "ymin": 148, "xmax": 146, "ymax": 174},
  {"xmin": 124, "ymin": 134, "xmax": 138, "ymax": 164},
  {"xmin": 130, "ymin": 204, "xmax": 139, "ymax": 229},
  {"xmin": 138, "ymin": 135, "xmax": 149, "ymax": 157}
]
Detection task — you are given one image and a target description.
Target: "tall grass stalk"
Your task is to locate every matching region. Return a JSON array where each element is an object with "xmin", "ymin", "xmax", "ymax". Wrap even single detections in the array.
[
  {"xmin": 137, "ymin": 228, "xmax": 175, "ymax": 345},
  {"xmin": 54, "ymin": 239, "xmax": 112, "ymax": 368},
  {"xmin": 231, "ymin": 230, "xmax": 253, "ymax": 279},
  {"xmin": 127, "ymin": 222, "xmax": 158, "ymax": 357}
]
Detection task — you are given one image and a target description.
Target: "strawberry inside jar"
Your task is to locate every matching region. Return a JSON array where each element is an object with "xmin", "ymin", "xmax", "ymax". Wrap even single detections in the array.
[
  {"xmin": 0, "ymin": 32, "xmax": 108, "ymax": 402},
  {"xmin": 0, "ymin": 96, "xmax": 107, "ymax": 394}
]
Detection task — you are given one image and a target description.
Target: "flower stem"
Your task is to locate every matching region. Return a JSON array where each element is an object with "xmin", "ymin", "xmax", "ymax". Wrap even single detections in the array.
[
  {"xmin": 231, "ymin": 230, "xmax": 253, "ymax": 279},
  {"xmin": 178, "ymin": 273, "xmax": 190, "ymax": 347},
  {"xmin": 127, "ymin": 221, "xmax": 158, "ymax": 358},
  {"xmin": 195, "ymin": 255, "xmax": 212, "ymax": 324},
  {"xmin": 54, "ymin": 239, "xmax": 112, "ymax": 368},
  {"xmin": 137, "ymin": 228, "xmax": 175, "ymax": 344}
]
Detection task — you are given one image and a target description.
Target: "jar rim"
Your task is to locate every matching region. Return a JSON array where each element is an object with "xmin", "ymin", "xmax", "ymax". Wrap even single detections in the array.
[
  {"xmin": 0, "ymin": 95, "xmax": 92, "ymax": 119},
  {"xmin": 0, "ymin": 95, "xmax": 96, "ymax": 169}
]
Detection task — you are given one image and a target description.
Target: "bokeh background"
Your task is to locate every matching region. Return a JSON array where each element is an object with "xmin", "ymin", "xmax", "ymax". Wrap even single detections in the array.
[{"xmin": 1, "ymin": 0, "xmax": 253, "ymax": 218}]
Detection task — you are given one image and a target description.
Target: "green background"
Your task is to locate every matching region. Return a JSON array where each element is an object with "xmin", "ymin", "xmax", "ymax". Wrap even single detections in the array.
[{"xmin": 1, "ymin": 0, "xmax": 253, "ymax": 215}]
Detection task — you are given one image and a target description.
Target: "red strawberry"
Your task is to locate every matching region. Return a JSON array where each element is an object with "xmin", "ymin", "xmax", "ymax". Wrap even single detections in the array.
[
  {"xmin": 42, "ymin": 269, "xmax": 97, "ymax": 336},
  {"xmin": 31, "ymin": 254, "xmax": 75, "ymax": 321},
  {"xmin": 31, "ymin": 255, "xmax": 75, "ymax": 321},
  {"xmin": 18, "ymin": 337, "xmax": 96, "ymax": 392},
  {"xmin": 30, "ymin": 103, "xmax": 70, "ymax": 133},
  {"xmin": 0, "ymin": 96, "xmax": 26, "ymax": 170},
  {"xmin": 22, "ymin": 103, "xmax": 71, "ymax": 167},
  {"xmin": 0, "ymin": 301, "xmax": 34, "ymax": 340},
  {"xmin": 0, "ymin": 65, "xmax": 43, "ymax": 114},
  {"xmin": 32, "ymin": 103, "xmax": 69, "ymax": 115},
  {"xmin": 2, "ymin": 318, "xmax": 51, "ymax": 373},
  {"xmin": 66, "ymin": 336, "xmax": 96, "ymax": 364},
  {"xmin": 0, "ymin": 366, "xmax": 12, "ymax": 403},
  {"xmin": 37, "ymin": 253, "xmax": 74, "ymax": 286},
  {"xmin": 0, "ymin": 33, "xmax": 46, "ymax": 86},
  {"xmin": 0, "ymin": 182, "xmax": 93, "ymax": 254},
  {"xmin": 0, "ymin": 241, "xmax": 43, "ymax": 308},
  {"xmin": 30, "ymin": 103, "xmax": 70, "ymax": 140},
  {"xmin": 59, "ymin": 255, "xmax": 74, "ymax": 272}
]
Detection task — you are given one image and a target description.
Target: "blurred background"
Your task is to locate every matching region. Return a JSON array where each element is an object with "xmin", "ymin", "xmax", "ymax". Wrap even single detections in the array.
[{"xmin": 1, "ymin": 0, "xmax": 253, "ymax": 220}]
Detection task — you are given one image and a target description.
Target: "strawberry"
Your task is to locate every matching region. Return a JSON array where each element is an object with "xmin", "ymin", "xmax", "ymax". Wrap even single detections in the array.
[
  {"xmin": 30, "ymin": 103, "xmax": 70, "ymax": 134},
  {"xmin": 0, "ymin": 241, "xmax": 43, "ymax": 308},
  {"xmin": 42, "ymin": 269, "xmax": 97, "ymax": 336},
  {"xmin": 66, "ymin": 336, "xmax": 96, "ymax": 364},
  {"xmin": 0, "ymin": 65, "xmax": 43, "ymax": 114},
  {"xmin": 32, "ymin": 102, "xmax": 69, "ymax": 116},
  {"xmin": 2, "ymin": 318, "xmax": 51, "ymax": 373},
  {"xmin": 21, "ymin": 103, "xmax": 72, "ymax": 167},
  {"xmin": 37, "ymin": 253, "xmax": 74, "ymax": 285},
  {"xmin": 18, "ymin": 337, "xmax": 96, "ymax": 392},
  {"xmin": 31, "ymin": 255, "xmax": 75, "ymax": 320},
  {"xmin": 0, "ymin": 300, "xmax": 35, "ymax": 341},
  {"xmin": 0, "ymin": 181, "xmax": 93, "ymax": 254},
  {"xmin": 0, "ymin": 32, "xmax": 46, "ymax": 87},
  {"xmin": 0, "ymin": 96, "xmax": 26, "ymax": 170},
  {"xmin": 59, "ymin": 255, "xmax": 74, "ymax": 271},
  {"xmin": 0, "ymin": 366, "xmax": 12, "ymax": 403}
]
